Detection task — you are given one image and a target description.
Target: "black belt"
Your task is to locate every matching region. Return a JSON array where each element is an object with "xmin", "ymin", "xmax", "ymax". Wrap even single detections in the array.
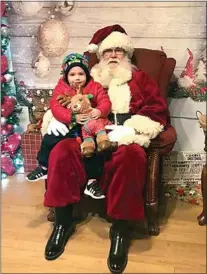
[{"xmin": 108, "ymin": 113, "xmax": 132, "ymax": 125}]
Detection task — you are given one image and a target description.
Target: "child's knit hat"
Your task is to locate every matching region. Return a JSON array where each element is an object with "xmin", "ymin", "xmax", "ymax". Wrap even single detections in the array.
[{"xmin": 61, "ymin": 53, "xmax": 89, "ymax": 75}]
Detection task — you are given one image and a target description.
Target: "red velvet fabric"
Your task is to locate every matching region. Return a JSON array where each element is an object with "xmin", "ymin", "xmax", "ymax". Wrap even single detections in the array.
[
  {"xmin": 50, "ymin": 78, "xmax": 111, "ymax": 124},
  {"xmin": 44, "ymin": 139, "xmax": 146, "ymax": 220}
]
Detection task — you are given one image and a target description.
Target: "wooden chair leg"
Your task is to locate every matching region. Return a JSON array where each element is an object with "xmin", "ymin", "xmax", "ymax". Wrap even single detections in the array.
[
  {"xmin": 197, "ymin": 164, "xmax": 207, "ymax": 226},
  {"xmin": 145, "ymin": 149, "xmax": 161, "ymax": 236}
]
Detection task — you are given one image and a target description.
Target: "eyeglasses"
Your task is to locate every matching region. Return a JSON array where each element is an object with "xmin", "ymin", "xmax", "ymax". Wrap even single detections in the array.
[{"xmin": 103, "ymin": 47, "xmax": 125, "ymax": 57}]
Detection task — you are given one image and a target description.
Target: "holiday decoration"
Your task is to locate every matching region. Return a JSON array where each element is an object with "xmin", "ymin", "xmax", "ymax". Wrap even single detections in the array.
[
  {"xmin": 1, "ymin": 123, "xmax": 14, "ymax": 136},
  {"xmin": 168, "ymin": 47, "xmax": 207, "ymax": 102},
  {"xmin": 55, "ymin": 1, "xmax": 75, "ymax": 16},
  {"xmin": 1, "ymin": 132, "xmax": 21, "ymax": 155},
  {"xmin": 178, "ymin": 48, "xmax": 195, "ymax": 89},
  {"xmin": 12, "ymin": 1, "xmax": 43, "ymax": 17},
  {"xmin": 1, "ymin": 1, "xmax": 23, "ymax": 177},
  {"xmin": 1, "ymin": 154, "xmax": 16, "ymax": 176},
  {"xmin": 1, "ymin": 96, "xmax": 16, "ymax": 118},
  {"xmin": 32, "ymin": 52, "xmax": 51, "ymax": 78},
  {"xmin": 37, "ymin": 18, "xmax": 69, "ymax": 57}
]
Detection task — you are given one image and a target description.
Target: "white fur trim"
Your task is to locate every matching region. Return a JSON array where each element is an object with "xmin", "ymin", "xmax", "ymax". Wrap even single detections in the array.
[
  {"xmin": 98, "ymin": 32, "xmax": 134, "ymax": 58},
  {"xmin": 124, "ymin": 115, "xmax": 164, "ymax": 139},
  {"xmin": 107, "ymin": 125, "xmax": 150, "ymax": 148},
  {"xmin": 41, "ymin": 109, "xmax": 53, "ymax": 136},
  {"xmin": 178, "ymin": 76, "xmax": 196, "ymax": 88},
  {"xmin": 90, "ymin": 64, "xmax": 102, "ymax": 84},
  {"xmin": 87, "ymin": 43, "xmax": 98, "ymax": 53},
  {"xmin": 108, "ymin": 82, "xmax": 131, "ymax": 113}
]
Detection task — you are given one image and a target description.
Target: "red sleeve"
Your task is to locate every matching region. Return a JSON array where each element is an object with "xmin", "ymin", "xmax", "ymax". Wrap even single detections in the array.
[
  {"xmin": 49, "ymin": 82, "xmax": 72, "ymax": 124},
  {"xmin": 93, "ymin": 82, "xmax": 112, "ymax": 117},
  {"xmin": 136, "ymin": 71, "xmax": 168, "ymax": 127}
]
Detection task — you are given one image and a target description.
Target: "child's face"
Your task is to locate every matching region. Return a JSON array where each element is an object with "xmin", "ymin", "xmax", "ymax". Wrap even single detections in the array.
[{"xmin": 67, "ymin": 66, "xmax": 87, "ymax": 88}]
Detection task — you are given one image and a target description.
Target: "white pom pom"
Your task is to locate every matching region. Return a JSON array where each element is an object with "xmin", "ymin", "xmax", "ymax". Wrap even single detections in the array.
[
  {"xmin": 87, "ymin": 43, "xmax": 98, "ymax": 53},
  {"xmin": 32, "ymin": 53, "xmax": 51, "ymax": 78},
  {"xmin": 4, "ymin": 74, "xmax": 13, "ymax": 83}
]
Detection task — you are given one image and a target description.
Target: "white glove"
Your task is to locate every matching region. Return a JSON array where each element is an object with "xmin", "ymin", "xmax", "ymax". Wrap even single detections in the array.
[{"xmin": 47, "ymin": 117, "xmax": 69, "ymax": 136}]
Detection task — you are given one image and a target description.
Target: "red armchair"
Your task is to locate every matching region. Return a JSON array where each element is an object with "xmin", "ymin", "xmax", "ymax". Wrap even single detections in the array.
[{"xmin": 47, "ymin": 48, "xmax": 177, "ymax": 236}]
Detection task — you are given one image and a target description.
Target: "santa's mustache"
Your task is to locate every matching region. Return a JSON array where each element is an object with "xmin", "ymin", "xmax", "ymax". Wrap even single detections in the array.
[{"xmin": 107, "ymin": 58, "xmax": 120, "ymax": 65}]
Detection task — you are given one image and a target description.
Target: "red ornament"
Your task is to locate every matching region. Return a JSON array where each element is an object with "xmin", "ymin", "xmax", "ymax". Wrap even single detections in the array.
[
  {"xmin": 1, "ymin": 1, "xmax": 6, "ymax": 17},
  {"xmin": 19, "ymin": 81, "xmax": 25, "ymax": 86},
  {"xmin": 1, "ymin": 154, "xmax": 15, "ymax": 175},
  {"xmin": 1, "ymin": 123, "xmax": 13, "ymax": 136},
  {"xmin": 200, "ymin": 87, "xmax": 207, "ymax": 94},
  {"xmin": 1, "ymin": 96, "xmax": 16, "ymax": 118},
  {"xmin": 1, "ymin": 132, "xmax": 21, "ymax": 155},
  {"xmin": 1, "ymin": 55, "xmax": 8, "ymax": 74}
]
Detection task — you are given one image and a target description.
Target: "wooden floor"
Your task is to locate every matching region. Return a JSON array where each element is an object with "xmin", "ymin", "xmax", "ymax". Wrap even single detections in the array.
[{"xmin": 2, "ymin": 174, "xmax": 206, "ymax": 273}]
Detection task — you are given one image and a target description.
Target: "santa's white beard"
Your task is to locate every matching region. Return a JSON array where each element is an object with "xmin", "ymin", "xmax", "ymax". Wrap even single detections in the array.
[{"xmin": 95, "ymin": 57, "xmax": 133, "ymax": 88}]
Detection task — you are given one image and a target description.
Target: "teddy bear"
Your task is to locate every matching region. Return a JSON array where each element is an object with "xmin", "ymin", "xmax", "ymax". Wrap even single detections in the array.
[
  {"xmin": 26, "ymin": 111, "xmax": 45, "ymax": 133},
  {"xmin": 41, "ymin": 93, "xmax": 114, "ymax": 158}
]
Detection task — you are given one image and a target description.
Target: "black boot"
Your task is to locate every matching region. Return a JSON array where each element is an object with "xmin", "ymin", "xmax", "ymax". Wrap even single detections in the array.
[
  {"xmin": 45, "ymin": 205, "xmax": 75, "ymax": 260},
  {"xmin": 107, "ymin": 220, "xmax": 131, "ymax": 273}
]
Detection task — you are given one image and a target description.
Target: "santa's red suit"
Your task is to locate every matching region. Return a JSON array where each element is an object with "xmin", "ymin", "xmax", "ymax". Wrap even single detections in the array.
[{"xmin": 44, "ymin": 67, "xmax": 168, "ymax": 221}]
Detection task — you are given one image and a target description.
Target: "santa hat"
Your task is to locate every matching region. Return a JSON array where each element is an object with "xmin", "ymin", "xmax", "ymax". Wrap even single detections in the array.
[
  {"xmin": 180, "ymin": 48, "xmax": 194, "ymax": 79},
  {"xmin": 87, "ymin": 24, "xmax": 134, "ymax": 58}
]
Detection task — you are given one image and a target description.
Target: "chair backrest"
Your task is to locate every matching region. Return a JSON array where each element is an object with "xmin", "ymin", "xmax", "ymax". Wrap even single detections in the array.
[{"xmin": 84, "ymin": 48, "xmax": 176, "ymax": 100}]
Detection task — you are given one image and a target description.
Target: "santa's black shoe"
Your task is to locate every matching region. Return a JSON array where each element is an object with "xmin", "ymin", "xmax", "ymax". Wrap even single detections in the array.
[
  {"xmin": 45, "ymin": 223, "xmax": 75, "ymax": 260},
  {"xmin": 26, "ymin": 166, "xmax": 47, "ymax": 182},
  {"xmin": 84, "ymin": 180, "xmax": 105, "ymax": 199},
  {"xmin": 107, "ymin": 224, "xmax": 130, "ymax": 273}
]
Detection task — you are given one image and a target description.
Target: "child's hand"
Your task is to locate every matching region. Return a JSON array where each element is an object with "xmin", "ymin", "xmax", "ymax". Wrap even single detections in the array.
[
  {"xmin": 90, "ymin": 108, "xmax": 101, "ymax": 119},
  {"xmin": 57, "ymin": 93, "xmax": 71, "ymax": 107},
  {"xmin": 76, "ymin": 114, "xmax": 89, "ymax": 125}
]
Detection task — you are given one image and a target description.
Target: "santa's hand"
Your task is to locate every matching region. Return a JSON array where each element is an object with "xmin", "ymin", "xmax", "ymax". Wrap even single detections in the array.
[
  {"xmin": 47, "ymin": 117, "xmax": 69, "ymax": 136},
  {"xmin": 90, "ymin": 108, "xmax": 101, "ymax": 119}
]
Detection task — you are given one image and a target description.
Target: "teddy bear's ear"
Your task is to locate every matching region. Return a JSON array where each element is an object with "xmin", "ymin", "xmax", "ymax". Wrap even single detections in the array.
[{"xmin": 87, "ymin": 94, "xmax": 93, "ymax": 100}]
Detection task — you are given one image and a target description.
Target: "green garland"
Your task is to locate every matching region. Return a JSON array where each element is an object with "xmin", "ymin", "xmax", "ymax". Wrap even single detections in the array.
[{"xmin": 168, "ymin": 81, "xmax": 207, "ymax": 102}]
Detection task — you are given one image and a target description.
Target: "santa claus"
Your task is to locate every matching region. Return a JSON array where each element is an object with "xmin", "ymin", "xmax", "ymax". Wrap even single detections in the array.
[{"xmin": 43, "ymin": 25, "xmax": 169, "ymax": 273}]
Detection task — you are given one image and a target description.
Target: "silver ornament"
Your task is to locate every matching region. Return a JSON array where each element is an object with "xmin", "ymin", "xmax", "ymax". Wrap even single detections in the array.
[
  {"xmin": 55, "ymin": 1, "xmax": 75, "ymax": 16},
  {"xmin": 32, "ymin": 53, "xmax": 51, "ymax": 78},
  {"xmin": 12, "ymin": 1, "xmax": 43, "ymax": 17},
  {"xmin": 1, "ymin": 117, "xmax": 7, "ymax": 125}
]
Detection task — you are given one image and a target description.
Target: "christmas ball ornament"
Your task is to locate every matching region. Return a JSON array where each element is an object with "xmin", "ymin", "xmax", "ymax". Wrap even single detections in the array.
[
  {"xmin": 13, "ymin": 155, "xmax": 24, "ymax": 169},
  {"xmin": 1, "ymin": 123, "xmax": 13, "ymax": 136},
  {"xmin": 1, "ymin": 74, "xmax": 13, "ymax": 84},
  {"xmin": 37, "ymin": 18, "xmax": 69, "ymax": 57},
  {"xmin": 1, "ymin": 37, "xmax": 9, "ymax": 52},
  {"xmin": 1, "ymin": 154, "xmax": 15, "ymax": 175},
  {"xmin": 1, "ymin": 55, "xmax": 8, "ymax": 74},
  {"xmin": 32, "ymin": 52, "xmax": 51, "ymax": 78},
  {"xmin": 1, "ymin": 96, "xmax": 16, "ymax": 118},
  {"xmin": 1, "ymin": 117, "xmax": 7, "ymax": 125},
  {"xmin": 55, "ymin": 1, "xmax": 75, "ymax": 16},
  {"xmin": 1, "ymin": 172, "xmax": 7, "ymax": 180},
  {"xmin": 12, "ymin": 1, "xmax": 43, "ymax": 17},
  {"xmin": 1, "ymin": 26, "xmax": 9, "ymax": 38},
  {"xmin": 1, "ymin": 132, "xmax": 21, "ymax": 155}
]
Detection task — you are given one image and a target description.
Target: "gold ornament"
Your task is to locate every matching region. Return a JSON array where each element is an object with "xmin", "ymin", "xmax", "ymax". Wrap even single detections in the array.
[{"xmin": 37, "ymin": 18, "xmax": 69, "ymax": 57}]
